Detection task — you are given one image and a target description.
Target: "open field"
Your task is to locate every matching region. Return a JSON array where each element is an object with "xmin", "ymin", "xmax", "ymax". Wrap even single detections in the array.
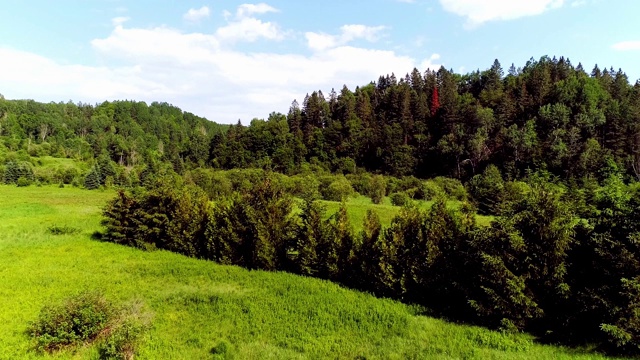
[{"xmin": 0, "ymin": 185, "xmax": 614, "ymax": 359}]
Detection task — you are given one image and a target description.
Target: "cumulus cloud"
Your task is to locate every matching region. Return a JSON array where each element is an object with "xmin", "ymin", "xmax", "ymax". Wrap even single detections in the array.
[
  {"xmin": 184, "ymin": 6, "xmax": 210, "ymax": 22},
  {"xmin": 612, "ymin": 41, "xmax": 640, "ymax": 51},
  {"xmin": 439, "ymin": 0, "xmax": 565, "ymax": 27},
  {"xmin": 0, "ymin": 3, "xmax": 441, "ymax": 123},
  {"xmin": 216, "ymin": 3, "xmax": 284, "ymax": 42},
  {"xmin": 305, "ymin": 24, "xmax": 387, "ymax": 51}
]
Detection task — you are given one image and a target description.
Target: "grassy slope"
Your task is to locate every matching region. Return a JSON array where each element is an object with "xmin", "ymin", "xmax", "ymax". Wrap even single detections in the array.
[{"xmin": 0, "ymin": 185, "xmax": 612, "ymax": 359}]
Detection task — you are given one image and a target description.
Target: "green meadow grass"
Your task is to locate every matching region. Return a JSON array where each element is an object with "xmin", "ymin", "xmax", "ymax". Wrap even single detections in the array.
[
  {"xmin": 319, "ymin": 195, "xmax": 495, "ymax": 230},
  {"xmin": 0, "ymin": 185, "xmax": 614, "ymax": 359}
]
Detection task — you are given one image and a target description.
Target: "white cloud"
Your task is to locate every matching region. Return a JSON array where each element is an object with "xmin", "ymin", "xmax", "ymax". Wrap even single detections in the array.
[
  {"xmin": 236, "ymin": 3, "xmax": 278, "ymax": 17},
  {"xmin": 306, "ymin": 24, "xmax": 387, "ymax": 51},
  {"xmin": 439, "ymin": 0, "xmax": 565, "ymax": 27},
  {"xmin": 216, "ymin": 3, "xmax": 284, "ymax": 43},
  {"xmin": 0, "ymin": 4, "xmax": 441, "ymax": 124},
  {"xmin": 216, "ymin": 17, "xmax": 284, "ymax": 42},
  {"xmin": 612, "ymin": 41, "xmax": 640, "ymax": 51},
  {"xmin": 184, "ymin": 6, "xmax": 210, "ymax": 22}
]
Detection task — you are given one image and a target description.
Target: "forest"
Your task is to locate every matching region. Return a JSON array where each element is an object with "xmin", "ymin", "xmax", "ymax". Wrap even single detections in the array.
[{"xmin": 3, "ymin": 55, "xmax": 640, "ymax": 356}]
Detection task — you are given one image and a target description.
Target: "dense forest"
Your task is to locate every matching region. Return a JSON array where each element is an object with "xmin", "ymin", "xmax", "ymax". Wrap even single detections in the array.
[
  {"xmin": 4, "ymin": 55, "xmax": 640, "ymax": 355},
  {"xmin": 1, "ymin": 55, "xmax": 640, "ymax": 184}
]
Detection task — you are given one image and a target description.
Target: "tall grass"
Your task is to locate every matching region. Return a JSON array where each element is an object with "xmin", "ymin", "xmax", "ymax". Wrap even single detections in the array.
[{"xmin": 0, "ymin": 185, "xmax": 614, "ymax": 359}]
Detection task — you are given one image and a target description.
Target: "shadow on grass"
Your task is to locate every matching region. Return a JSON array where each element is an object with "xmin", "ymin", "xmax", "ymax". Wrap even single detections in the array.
[{"xmin": 90, "ymin": 231, "xmax": 104, "ymax": 241}]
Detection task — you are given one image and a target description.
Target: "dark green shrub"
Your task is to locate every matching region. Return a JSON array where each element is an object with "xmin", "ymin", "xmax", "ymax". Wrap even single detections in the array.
[
  {"xmin": 4, "ymin": 160, "xmax": 35, "ymax": 184},
  {"xmin": 84, "ymin": 166, "xmax": 102, "ymax": 190},
  {"xmin": 210, "ymin": 339, "xmax": 234, "ymax": 359},
  {"xmin": 390, "ymin": 192, "xmax": 410, "ymax": 206},
  {"xmin": 467, "ymin": 165, "xmax": 505, "ymax": 215},
  {"xmin": 28, "ymin": 292, "xmax": 115, "ymax": 352},
  {"xmin": 47, "ymin": 225, "xmax": 80, "ymax": 235}
]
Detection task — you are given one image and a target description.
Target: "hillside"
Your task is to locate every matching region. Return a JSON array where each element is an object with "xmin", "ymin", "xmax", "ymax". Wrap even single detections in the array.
[
  {"xmin": 2, "ymin": 57, "xmax": 640, "ymax": 187},
  {"xmin": 0, "ymin": 185, "xmax": 615, "ymax": 359}
]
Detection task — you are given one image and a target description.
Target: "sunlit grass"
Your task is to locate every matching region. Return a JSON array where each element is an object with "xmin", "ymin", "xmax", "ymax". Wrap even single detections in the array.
[{"xmin": 0, "ymin": 185, "xmax": 615, "ymax": 359}]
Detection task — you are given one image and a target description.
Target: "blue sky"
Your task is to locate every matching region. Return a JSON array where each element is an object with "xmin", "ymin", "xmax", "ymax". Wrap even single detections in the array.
[{"xmin": 1, "ymin": 0, "xmax": 638, "ymax": 123}]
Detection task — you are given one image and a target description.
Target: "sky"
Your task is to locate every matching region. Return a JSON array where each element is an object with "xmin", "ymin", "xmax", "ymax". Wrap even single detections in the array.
[{"xmin": 0, "ymin": 0, "xmax": 639, "ymax": 124}]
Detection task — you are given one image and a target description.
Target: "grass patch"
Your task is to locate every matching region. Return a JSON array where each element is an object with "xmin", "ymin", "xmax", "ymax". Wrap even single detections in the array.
[{"xmin": 0, "ymin": 185, "xmax": 617, "ymax": 359}]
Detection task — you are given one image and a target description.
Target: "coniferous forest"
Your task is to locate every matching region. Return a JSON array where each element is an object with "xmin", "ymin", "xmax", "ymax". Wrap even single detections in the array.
[{"xmin": 4, "ymin": 55, "xmax": 640, "ymax": 356}]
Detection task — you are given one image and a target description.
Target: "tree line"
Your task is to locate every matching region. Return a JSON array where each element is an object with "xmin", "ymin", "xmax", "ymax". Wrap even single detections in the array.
[
  {"xmin": 2, "ymin": 55, "xmax": 640, "ymax": 185},
  {"xmin": 102, "ymin": 172, "xmax": 640, "ymax": 355},
  {"xmin": 212, "ymin": 56, "xmax": 640, "ymax": 182}
]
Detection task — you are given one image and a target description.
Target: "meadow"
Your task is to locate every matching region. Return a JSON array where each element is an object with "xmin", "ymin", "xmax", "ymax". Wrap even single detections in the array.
[{"xmin": 0, "ymin": 185, "xmax": 615, "ymax": 359}]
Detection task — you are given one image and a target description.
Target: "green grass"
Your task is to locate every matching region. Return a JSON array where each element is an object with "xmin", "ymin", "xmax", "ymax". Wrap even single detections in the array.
[
  {"xmin": 319, "ymin": 195, "xmax": 495, "ymax": 230},
  {"xmin": 0, "ymin": 185, "xmax": 615, "ymax": 359}
]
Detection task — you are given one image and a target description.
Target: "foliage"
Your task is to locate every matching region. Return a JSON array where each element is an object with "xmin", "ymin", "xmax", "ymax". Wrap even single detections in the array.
[
  {"xmin": 28, "ymin": 291, "xmax": 115, "ymax": 352},
  {"xmin": 320, "ymin": 175, "xmax": 356, "ymax": 201},
  {"xmin": 0, "ymin": 184, "xmax": 623, "ymax": 359},
  {"xmin": 389, "ymin": 192, "xmax": 410, "ymax": 206},
  {"xmin": 97, "ymin": 301, "xmax": 152, "ymax": 360}
]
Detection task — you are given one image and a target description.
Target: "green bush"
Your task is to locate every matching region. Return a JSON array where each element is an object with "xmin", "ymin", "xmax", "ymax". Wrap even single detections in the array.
[
  {"xmin": 28, "ymin": 291, "xmax": 115, "ymax": 352},
  {"xmin": 97, "ymin": 301, "xmax": 152, "ymax": 360},
  {"xmin": 369, "ymin": 175, "xmax": 386, "ymax": 204},
  {"xmin": 433, "ymin": 177, "xmax": 467, "ymax": 200},
  {"xmin": 390, "ymin": 192, "xmax": 410, "ymax": 206},
  {"xmin": 321, "ymin": 176, "xmax": 356, "ymax": 201},
  {"xmin": 290, "ymin": 174, "xmax": 320, "ymax": 200},
  {"xmin": 418, "ymin": 181, "xmax": 445, "ymax": 200},
  {"xmin": 16, "ymin": 176, "xmax": 31, "ymax": 187}
]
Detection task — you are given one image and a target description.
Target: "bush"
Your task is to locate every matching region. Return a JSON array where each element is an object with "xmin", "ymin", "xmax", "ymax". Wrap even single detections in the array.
[
  {"xmin": 390, "ymin": 192, "xmax": 410, "ymax": 206},
  {"xmin": 28, "ymin": 292, "xmax": 152, "ymax": 358},
  {"xmin": 369, "ymin": 175, "xmax": 386, "ymax": 204},
  {"xmin": 28, "ymin": 291, "xmax": 115, "ymax": 352},
  {"xmin": 97, "ymin": 301, "xmax": 152, "ymax": 360},
  {"xmin": 433, "ymin": 177, "xmax": 467, "ymax": 200},
  {"xmin": 16, "ymin": 176, "xmax": 31, "ymax": 187},
  {"xmin": 47, "ymin": 225, "xmax": 80, "ymax": 235},
  {"xmin": 321, "ymin": 176, "xmax": 356, "ymax": 201},
  {"xmin": 418, "ymin": 181, "xmax": 445, "ymax": 201},
  {"xmin": 290, "ymin": 174, "xmax": 320, "ymax": 200}
]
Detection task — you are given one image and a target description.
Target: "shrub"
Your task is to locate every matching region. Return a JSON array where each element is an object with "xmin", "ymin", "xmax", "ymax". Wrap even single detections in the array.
[
  {"xmin": 210, "ymin": 339, "xmax": 234, "ymax": 357},
  {"xmin": 4, "ymin": 160, "xmax": 35, "ymax": 184},
  {"xmin": 369, "ymin": 175, "xmax": 386, "ymax": 204},
  {"xmin": 28, "ymin": 291, "xmax": 115, "ymax": 352},
  {"xmin": 47, "ymin": 225, "xmax": 80, "ymax": 235},
  {"xmin": 418, "ymin": 181, "xmax": 445, "ymax": 201},
  {"xmin": 98, "ymin": 301, "xmax": 152, "ymax": 360},
  {"xmin": 467, "ymin": 165, "xmax": 505, "ymax": 215},
  {"xmin": 390, "ymin": 192, "xmax": 410, "ymax": 207},
  {"xmin": 433, "ymin": 177, "xmax": 467, "ymax": 200},
  {"xmin": 290, "ymin": 174, "xmax": 320, "ymax": 200},
  {"xmin": 321, "ymin": 176, "xmax": 355, "ymax": 201},
  {"xmin": 16, "ymin": 176, "xmax": 31, "ymax": 187}
]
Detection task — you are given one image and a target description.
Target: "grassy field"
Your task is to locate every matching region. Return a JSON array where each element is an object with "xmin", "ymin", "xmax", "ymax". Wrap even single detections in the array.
[
  {"xmin": 319, "ymin": 195, "xmax": 495, "ymax": 229},
  {"xmin": 0, "ymin": 185, "xmax": 615, "ymax": 359}
]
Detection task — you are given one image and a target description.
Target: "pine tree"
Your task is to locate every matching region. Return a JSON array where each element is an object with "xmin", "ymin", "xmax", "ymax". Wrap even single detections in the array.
[{"xmin": 84, "ymin": 166, "xmax": 102, "ymax": 190}]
